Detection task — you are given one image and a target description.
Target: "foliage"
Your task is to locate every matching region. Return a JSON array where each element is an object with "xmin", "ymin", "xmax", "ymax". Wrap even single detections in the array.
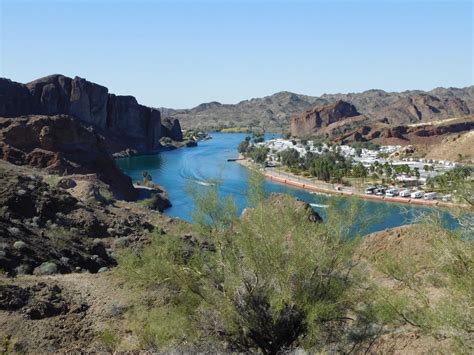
[
  {"xmin": 160, "ymin": 136, "xmax": 173, "ymax": 145},
  {"xmin": 252, "ymin": 132, "xmax": 265, "ymax": 143},
  {"xmin": 116, "ymin": 174, "xmax": 384, "ymax": 353},
  {"xmin": 238, "ymin": 139, "xmax": 250, "ymax": 154},
  {"xmin": 116, "ymin": 171, "xmax": 473, "ymax": 353},
  {"xmin": 352, "ymin": 163, "xmax": 368, "ymax": 179},
  {"xmin": 220, "ymin": 127, "xmax": 252, "ymax": 133},
  {"xmin": 278, "ymin": 148, "xmax": 300, "ymax": 168},
  {"xmin": 98, "ymin": 187, "xmax": 114, "ymax": 203},
  {"xmin": 367, "ymin": 217, "xmax": 474, "ymax": 351},
  {"xmin": 247, "ymin": 145, "xmax": 269, "ymax": 165},
  {"xmin": 348, "ymin": 141, "xmax": 380, "ymax": 151},
  {"xmin": 97, "ymin": 328, "xmax": 119, "ymax": 352}
]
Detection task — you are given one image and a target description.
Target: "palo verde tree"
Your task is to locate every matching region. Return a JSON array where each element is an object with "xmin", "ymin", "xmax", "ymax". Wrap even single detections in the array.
[{"xmin": 116, "ymin": 172, "xmax": 387, "ymax": 353}]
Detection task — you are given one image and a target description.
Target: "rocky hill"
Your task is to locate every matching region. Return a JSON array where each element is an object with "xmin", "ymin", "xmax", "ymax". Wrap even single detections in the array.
[
  {"xmin": 289, "ymin": 97, "xmax": 474, "ymax": 145},
  {"xmin": 163, "ymin": 86, "xmax": 474, "ymax": 132},
  {"xmin": 0, "ymin": 114, "xmax": 137, "ymax": 200},
  {"xmin": 0, "ymin": 74, "xmax": 183, "ymax": 154},
  {"xmin": 290, "ymin": 100, "xmax": 363, "ymax": 137}
]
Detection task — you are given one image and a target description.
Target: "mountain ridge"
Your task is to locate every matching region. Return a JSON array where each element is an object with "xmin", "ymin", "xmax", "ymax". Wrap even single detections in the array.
[{"xmin": 162, "ymin": 86, "xmax": 474, "ymax": 131}]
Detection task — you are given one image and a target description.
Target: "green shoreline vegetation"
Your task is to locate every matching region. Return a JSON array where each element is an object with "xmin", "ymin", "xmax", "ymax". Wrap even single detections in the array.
[
  {"xmin": 239, "ymin": 136, "xmax": 473, "ymax": 206},
  {"xmin": 114, "ymin": 171, "xmax": 473, "ymax": 353}
]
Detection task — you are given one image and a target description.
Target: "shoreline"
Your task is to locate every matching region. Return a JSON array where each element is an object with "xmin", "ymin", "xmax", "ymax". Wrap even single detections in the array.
[{"xmin": 236, "ymin": 157, "xmax": 465, "ymax": 209}]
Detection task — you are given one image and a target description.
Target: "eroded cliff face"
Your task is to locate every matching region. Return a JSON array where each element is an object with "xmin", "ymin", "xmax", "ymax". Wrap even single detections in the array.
[
  {"xmin": 0, "ymin": 114, "xmax": 137, "ymax": 200},
  {"xmin": 290, "ymin": 100, "xmax": 361, "ymax": 137},
  {"xmin": 0, "ymin": 74, "xmax": 181, "ymax": 153}
]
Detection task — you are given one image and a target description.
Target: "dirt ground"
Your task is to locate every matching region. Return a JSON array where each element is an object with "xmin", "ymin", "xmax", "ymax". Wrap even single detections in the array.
[{"xmin": 0, "ymin": 272, "xmax": 138, "ymax": 352}]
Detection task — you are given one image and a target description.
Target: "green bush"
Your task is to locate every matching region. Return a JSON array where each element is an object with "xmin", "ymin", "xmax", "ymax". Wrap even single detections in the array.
[{"xmin": 116, "ymin": 174, "xmax": 384, "ymax": 353}]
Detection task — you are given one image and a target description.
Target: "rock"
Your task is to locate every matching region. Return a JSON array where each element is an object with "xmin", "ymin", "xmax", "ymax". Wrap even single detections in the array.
[
  {"xmin": 0, "ymin": 74, "xmax": 183, "ymax": 154},
  {"xmin": 107, "ymin": 300, "xmax": 126, "ymax": 317},
  {"xmin": 161, "ymin": 117, "xmax": 183, "ymax": 141},
  {"xmin": 27, "ymin": 75, "xmax": 108, "ymax": 128},
  {"xmin": 0, "ymin": 285, "xmax": 31, "ymax": 310},
  {"xmin": 0, "ymin": 78, "xmax": 31, "ymax": 116},
  {"xmin": 14, "ymin": 264, "xmax": 32, "ymax": 276},
  {"xmin": 107, "ymin": 94, "xmax": 162, "ymax": 151},
  {"xmin": 57, "ymin": 178, "xmax": 77, "ymax": 189},
  {"xmin": 97, "ymin": 267, "xmax": 108, "ymax": 273},
  {"xmin": 33, "ymin": 262, "xmax": 58, "ymax": 276},
  {"xmin": 0, "ymin": 115, "xmax": 137, "ymax": 200},
  {"xmin": 24, "ymin": 283, "xmax": 69, "ymax": 319},
  {"xmin": 290, "ymin": 101, "xmax": 361, "ymax": 137},
  {"xmin": 241, "ymin": 193, "xmax": 323, "ymax": 223},
  {"xmin": 13, "ymin": 240, "xmax": 27, "ymax": 250},
  {"xmin": 185, "ymin": 139, "xmax": 198, "ymax": 147},
  {"xmin": 114, "ymin": 237, "xmax": 129, "ymax": 248}
]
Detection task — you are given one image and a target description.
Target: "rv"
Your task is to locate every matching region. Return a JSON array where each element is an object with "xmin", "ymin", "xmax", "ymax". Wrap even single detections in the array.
[
  {"xmin": 424, "ymin": 192, "xmax": 437, "ymax": 200},
  {"xmin": 385, "ymin": 188, "xmax": 399, "ymax": 197},
  {"xmin": 399, "ymin": 189, "xmax": 411, "ymax": 198},
  {"xmin": 411, "ymin": 191, "xmax": 424, "ymax": 199},
  {"xmin": 365, "ymin": 186, "xmax": 376, "ymax": 194}
]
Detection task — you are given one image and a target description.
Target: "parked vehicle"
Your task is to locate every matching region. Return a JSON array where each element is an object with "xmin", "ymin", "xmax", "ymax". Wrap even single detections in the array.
[
  {"xmin": 442, "ymin": 194, "xmax": 452, "ymax": 202},
  {"xmin": 385, "ymin": 188, "xmax": 399, "ymax": 197},
  {"xmin": 375, "ymin": 188, "xmax": 385, "ymax": 196},
  {"xmin": 365, "ymin": 186, "xmax": 376, "ymax": 194},
  {"xmin": 424, "ymin": 192, "xmax": 437, "ymax": 200},
  {"xmin": 411, "ymin": 191, "xmax": 424, "ymax": 199},
  {"xmin": 399, "ymin": 189, "xmax": 411, "ymax": 197}
]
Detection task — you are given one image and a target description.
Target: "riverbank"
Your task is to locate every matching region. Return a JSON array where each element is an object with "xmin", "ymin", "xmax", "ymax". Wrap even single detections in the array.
[{"xmin": 236, "ymin": 157, "xmax": 465, "ymax": 209}]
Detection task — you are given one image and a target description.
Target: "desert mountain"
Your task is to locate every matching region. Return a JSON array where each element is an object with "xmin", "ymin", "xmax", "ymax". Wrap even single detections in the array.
[{"xmin": 163, "ymin": 86, "xmax": 474, "ymax": 131}]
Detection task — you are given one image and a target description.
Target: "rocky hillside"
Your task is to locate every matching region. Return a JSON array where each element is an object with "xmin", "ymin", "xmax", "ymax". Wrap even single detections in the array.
[
  {"xmin": 163, "ymin": 86, "xmax": 474, "ymax": 131},
  {"xmin": 0, "ymin": 74, "xmax": 183, "ymax": 154},
  {"xmin": 0, "ymin": 115, "xmax": 137, "ymax": 200},
  {"xmin": 290, "ymin": 97, "xmax": 474, "ymax": 145},
  {"xmin": 290, "ymin": 100, "xmax": 363, "ymax": 137}
]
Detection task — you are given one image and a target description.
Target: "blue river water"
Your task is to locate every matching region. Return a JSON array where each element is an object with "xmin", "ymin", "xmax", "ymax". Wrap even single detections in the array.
[{"xmin": 117, "ymin": 132, "xmax": 458, "ymax": 234}]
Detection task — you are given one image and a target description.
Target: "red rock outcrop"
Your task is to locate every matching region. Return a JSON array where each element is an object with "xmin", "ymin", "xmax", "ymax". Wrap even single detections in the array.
[
  {"xmin": 290, "ymin": 100, "xmax": 361, "ymax": 137},
  {"xmin": 0, "ymin": 115, "xmax": 137, "ymax": 200}
]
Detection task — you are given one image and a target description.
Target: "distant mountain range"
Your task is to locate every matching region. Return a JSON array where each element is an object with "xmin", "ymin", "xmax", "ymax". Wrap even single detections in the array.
[{"xmin": 161, "ymin": 86, "xmax": 474, "ymax": 131}]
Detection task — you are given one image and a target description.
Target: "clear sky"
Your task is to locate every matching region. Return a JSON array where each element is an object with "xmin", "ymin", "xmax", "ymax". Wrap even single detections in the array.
[{"xmin": 0, "ymin": 0, "xmax": 472, "ymax": 108}]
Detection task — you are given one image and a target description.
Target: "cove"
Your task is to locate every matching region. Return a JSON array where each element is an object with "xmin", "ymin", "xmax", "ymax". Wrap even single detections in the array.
[{"xmin": 117, "ymin": 132, "xmax": 459, "ymax": 234}]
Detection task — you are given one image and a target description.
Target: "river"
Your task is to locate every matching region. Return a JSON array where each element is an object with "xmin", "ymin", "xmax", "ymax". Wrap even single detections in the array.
[{"xmin": 117, "ymin": 132, "xmax": 458, "ymax": 234}]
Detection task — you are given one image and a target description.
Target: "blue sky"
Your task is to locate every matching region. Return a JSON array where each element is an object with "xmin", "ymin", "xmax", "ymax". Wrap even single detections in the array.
[{"xmin": 0, "ymin": 0, "xmax": 472, "ymax": 108}]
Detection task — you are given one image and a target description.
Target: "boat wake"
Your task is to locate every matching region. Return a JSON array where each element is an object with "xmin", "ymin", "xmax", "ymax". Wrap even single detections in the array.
[
  {"xmin": 195, "ymin": 180, "xmax": 215, "ymax": 187},
  {"xmin": 310, "ymin": 203, "xmax": 329, "ymax": 208}
]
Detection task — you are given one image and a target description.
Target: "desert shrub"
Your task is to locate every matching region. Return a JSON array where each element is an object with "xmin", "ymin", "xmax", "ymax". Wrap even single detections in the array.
[
  {"xmin": 98, "ymin": 187, "xmax": 114, "ymax": 203},
  {"xmin": 160, "ymin": 137, "xmax": 172, "ymax": 145},
  {"xmin": 116, "ymin": 173, "xmax": 384, "ymax": 353},
  {"xmin": 366, "ymin": 215, "xmax": 474, "ymax": 352},
  {"xmin": 97, "ymin": 328, "xmax": 119, "ymax": 352}
]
